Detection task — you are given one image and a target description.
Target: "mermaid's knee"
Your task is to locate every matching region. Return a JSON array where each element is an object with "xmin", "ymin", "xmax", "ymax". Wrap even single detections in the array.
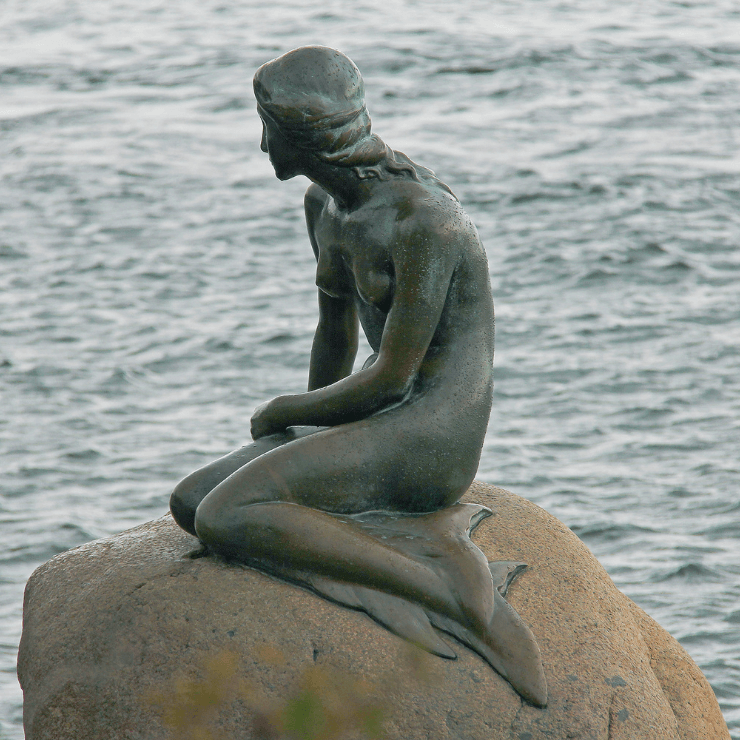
[
  {"xmin": 169, "ymin": 474, "xmax": 202, "ymax": 536},
  {"xmin": 193, "ymin": 468, "xmax": 303, "ymax": 559},
  {"xmin": 192, "ymin": 495, "xmax": 221, "ymax": 547},
  {"xmin": 193, "ymin": 495, "xmax": 267, "ymax": 559}
]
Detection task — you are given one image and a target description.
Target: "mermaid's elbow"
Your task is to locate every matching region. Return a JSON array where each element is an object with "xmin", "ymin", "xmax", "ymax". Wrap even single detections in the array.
[{"xmin": 380, "ymin": 374, "xmax": 415, "ymax": 406}]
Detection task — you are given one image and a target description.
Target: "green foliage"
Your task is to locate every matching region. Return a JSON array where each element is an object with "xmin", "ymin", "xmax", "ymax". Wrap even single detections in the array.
[
  {"xmin": 147, "ymin": 642, "xmax": 435, "ymax": 739},
  {"xmin": 148, "ymin": 651, "xmax": 247, "ymax": 740}
]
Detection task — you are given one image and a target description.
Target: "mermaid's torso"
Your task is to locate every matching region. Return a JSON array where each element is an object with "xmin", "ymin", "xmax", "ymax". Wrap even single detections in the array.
[{"xmin": 309, "ymin": 176, "xmax": 494, "ymax": 406}]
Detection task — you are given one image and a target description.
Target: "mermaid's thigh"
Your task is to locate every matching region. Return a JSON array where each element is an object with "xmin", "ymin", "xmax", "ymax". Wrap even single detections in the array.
[
  {"xmin": 196, "ymin": 409, "xmax": 468, "ymax": 521},
  {"xmin": 170, "ymin": 426, "xmax": 323, "ymax": 533}
]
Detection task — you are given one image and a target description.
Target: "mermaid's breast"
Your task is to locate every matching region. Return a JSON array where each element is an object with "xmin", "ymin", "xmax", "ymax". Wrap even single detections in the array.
[
  {"xmin": 354, "ymin": 264, "xmax": 393, "ymax": 311},
  {"xmin": 315, "ymin": 250, "xmax": 353, "ymax": 299}
]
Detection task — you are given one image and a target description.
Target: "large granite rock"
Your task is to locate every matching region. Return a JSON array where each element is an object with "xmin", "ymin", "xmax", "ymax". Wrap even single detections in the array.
[{"xmin": 18, "ymin": 482, "xmax": 729, "ymax": 739}]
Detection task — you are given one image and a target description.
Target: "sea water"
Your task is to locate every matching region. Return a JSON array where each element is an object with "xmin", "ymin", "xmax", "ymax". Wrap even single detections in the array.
[{"xmin": 1, "ymin": 0, "xmax": 739, "ymax": 736}]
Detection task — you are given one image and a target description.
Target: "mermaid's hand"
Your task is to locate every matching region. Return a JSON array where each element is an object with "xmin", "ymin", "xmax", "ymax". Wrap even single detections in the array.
[{"xmin": 251, "ymin": 398, "xmax": 288, "ymax": 440}]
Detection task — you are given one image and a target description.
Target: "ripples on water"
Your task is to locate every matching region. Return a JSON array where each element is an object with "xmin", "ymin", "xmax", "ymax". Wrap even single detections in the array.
[{"xmin": 2, "ymin": 0, "xmax": 740, "ymax": 736}]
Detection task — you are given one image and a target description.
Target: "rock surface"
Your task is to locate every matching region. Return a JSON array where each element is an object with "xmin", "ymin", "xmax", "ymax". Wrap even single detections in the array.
[{"xmin": 18, "ymin": 482, "xmax": 729, "ymax": 739}]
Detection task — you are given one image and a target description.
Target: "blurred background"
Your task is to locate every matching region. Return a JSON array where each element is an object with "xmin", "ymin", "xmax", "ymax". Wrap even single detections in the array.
[{"xmin": 1, "ymin": 0, "xmax": 739, "ymax": 736}]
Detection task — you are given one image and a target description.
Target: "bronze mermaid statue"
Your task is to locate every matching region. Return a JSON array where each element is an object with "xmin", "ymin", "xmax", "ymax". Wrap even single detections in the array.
[{"xmin": 170, "ymin": 46, "xmax": 546, "ymax": 707}]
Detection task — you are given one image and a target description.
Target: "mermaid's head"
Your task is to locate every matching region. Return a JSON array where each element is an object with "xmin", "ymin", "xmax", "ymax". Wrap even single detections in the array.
[{"xmin": 254, "ymin": 46, "xmax": 418, "ymax": 181}]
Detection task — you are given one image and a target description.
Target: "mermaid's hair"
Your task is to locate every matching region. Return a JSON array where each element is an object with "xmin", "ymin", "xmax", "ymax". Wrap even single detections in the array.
[{"xmin": 254, "ymin": 46, "xmax": 455, "ymax": 196}]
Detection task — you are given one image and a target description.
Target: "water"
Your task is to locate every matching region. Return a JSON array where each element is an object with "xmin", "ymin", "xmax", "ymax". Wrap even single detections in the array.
[{"xmin": 2, "ymin": 0, "xmax": 739, "ymax": 736}]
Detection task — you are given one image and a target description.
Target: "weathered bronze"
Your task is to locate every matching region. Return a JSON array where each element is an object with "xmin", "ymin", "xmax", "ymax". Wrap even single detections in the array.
[{"xmin": 170, "ymin": 46, "xmax": 546, "ymax": 706}]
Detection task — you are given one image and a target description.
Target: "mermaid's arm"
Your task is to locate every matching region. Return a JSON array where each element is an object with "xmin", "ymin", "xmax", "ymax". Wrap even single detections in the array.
[
  {"xmin": 307, "ymin": 289, "xmax": 359, "ymax": 391},
  {"xmin": 305, "ymin": 184, "xmax": 358, "ymax": 390},
  {"xmin": 251, "ymin": 215, "xmax": 462, "ymax": 438}
]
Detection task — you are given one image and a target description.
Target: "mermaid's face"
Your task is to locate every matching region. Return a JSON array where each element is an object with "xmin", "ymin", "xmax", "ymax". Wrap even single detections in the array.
[{"xmin": 259, "ymin": 113, "xmax": 308, "ymax": 181}]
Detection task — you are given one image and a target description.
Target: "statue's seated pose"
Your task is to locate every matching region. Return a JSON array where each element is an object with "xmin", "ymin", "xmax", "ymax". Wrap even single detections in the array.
[{"xmin": 170, "ymin": 46, "xmax": 546, "ymax": 706}]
